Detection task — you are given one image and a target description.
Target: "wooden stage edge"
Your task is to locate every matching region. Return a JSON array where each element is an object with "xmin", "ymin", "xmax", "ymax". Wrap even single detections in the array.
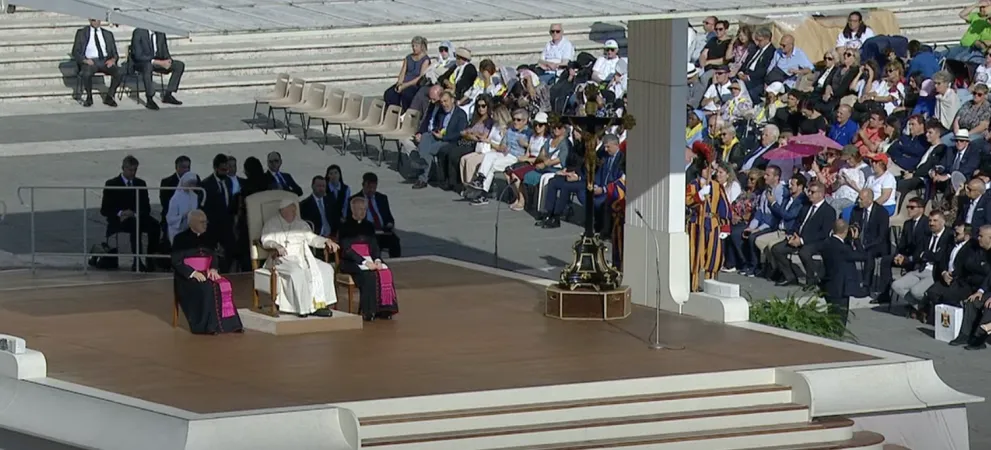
[{"xmin": 0, "ymin": 256, "xmax": 882, "ymax": 415}]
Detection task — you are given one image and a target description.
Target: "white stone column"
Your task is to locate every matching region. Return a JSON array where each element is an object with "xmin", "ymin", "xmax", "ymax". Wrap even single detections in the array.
[
  {"xmin": 624, "ymin": 18, "xmax": 749, "ymax": 323},
  {"xmin": 624, "ymin": 18, "xmax": 691, "ymax": 314}
]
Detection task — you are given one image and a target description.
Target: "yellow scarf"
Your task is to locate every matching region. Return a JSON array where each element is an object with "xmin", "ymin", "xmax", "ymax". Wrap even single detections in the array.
[
  {"xmin": 686, "ymin": 123, "xmax": 703, "ymax": 141},
  {"xmin": 721, "ymin": 137, "xmax": 739, "ymax": 161}
]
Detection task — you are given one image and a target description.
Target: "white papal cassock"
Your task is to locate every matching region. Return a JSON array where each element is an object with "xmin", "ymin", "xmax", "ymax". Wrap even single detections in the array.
[{"xmin": 260, "ymin": 206, "xmax": 338, "ymax": 315}]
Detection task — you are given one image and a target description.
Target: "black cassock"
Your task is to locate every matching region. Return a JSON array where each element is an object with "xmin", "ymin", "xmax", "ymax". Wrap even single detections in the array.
[
  {"xmin": 171, "ymin": 229, "xmax": 243, "ymax": 334},
  {"xmin": 339, "ymin": 218, "xmax": 399, "ymax": 319}
]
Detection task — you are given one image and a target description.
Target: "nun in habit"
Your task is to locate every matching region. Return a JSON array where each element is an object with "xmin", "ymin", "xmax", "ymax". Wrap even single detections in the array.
[
  {"xmin": 260, "ymin": 198, "xmax": 340, "ymax": 317},
  {"xmin": 166, "ymin": 172, "xmax": 201, "ymax": 243}
]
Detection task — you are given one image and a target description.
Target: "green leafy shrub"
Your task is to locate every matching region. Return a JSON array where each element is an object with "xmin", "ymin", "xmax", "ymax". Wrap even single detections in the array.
[{"xmin": 748, "ymin": 291, "xmax": 854, "ymax": 341}]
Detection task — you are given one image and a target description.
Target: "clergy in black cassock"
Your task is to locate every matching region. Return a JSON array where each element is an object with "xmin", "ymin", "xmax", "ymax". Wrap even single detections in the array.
[
  {"xmin": 339, "ymin": 197, "xmax": 399, "ymax": 322},
  {"xmin": 171, "ymin": 210, "xmax": 243, "ymax": 334}
]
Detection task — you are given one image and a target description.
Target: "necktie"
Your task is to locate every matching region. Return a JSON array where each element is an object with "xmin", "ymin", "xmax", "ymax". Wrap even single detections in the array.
[
  {"xmin": 748, "ymin": 45, "xmax": 765, "ymax": 71},
  {"xmin": 275, "ymin": 173, "xmax": 286, "ymax": 188},
  {"xmin": 929, "ymin": 235, "xmax": 938, "ymax": 253},
  {"xmin": 316, "ymin": 198, "xmax": 327, "ymax": 235},
  {"xmin": 94, "ymin": 28, "xmax": 105, "ymax": 59},
  {"xmin": 220, "ymin": 178, "xmax": 229, "ymax": 207},
  {"xmin": 954, "ymin": 152, "xmax": 963, "ymax": 171},
  {"xmin": 369, "ymin": 197, "xmax": 383, "ymax": 229},
  {"xmin": 799, "ymin": 205, "xmax": 816, "ymax": 234}
]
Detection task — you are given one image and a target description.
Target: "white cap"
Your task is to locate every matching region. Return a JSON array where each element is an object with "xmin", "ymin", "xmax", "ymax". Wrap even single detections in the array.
[
  {"xmin": 687, "ymin": 63, "xmax": 700, "ymax": 79},
  {"xmin": 604, "ymin": 39, "xmax": 619, "ymax": 49},
  {"xmin": 533, "ymin": 112, "xmax": 549, "ymax": 124},
  {"xmin": 765, "ymin": 81, "xmax": 785, "ymax": 95}
]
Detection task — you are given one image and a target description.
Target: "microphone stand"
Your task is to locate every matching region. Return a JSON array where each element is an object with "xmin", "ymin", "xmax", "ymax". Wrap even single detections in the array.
[
  {"xmin": 635, "ymin": 208, "xmax": 669, "ymax": 350},
  {"xmin": 493, "ymin": 184, "xmax": 515, "ymax": 269}
]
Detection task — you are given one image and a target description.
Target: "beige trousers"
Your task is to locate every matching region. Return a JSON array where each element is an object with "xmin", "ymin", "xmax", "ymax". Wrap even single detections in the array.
[
  {"xmin": 755, "ymin": 230, "xmax": 787, "ymax": 252},
  {"xmin": 460, "ymin": 152, "xmax": 486, "ymax": 186}
]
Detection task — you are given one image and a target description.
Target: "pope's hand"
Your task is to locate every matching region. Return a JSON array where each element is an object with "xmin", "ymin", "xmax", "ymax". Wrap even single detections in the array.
[
  {"xmin": 326, "ymin": 240, "xmax": 340, "ymax": 252},
  {"xmin": 191, "ymin": 271, "xmax": 207, "ymax": 282},
  {"xmin": 276, "ymin": 246, "xmax": 288, "ymax": 257}
]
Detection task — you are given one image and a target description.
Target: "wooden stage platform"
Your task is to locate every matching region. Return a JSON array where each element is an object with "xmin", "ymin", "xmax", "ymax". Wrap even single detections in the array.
[{"xmin": 0, "ymin": 259, "xmax": 875, "ymax": 414}]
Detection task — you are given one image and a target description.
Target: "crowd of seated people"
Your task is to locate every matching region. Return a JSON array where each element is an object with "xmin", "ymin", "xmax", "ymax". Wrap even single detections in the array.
[
  {"xmin": 71, "ymin": 19, "xmax": 185, "ymax": 109},
  {"xmin": 685, "ymin": 10, "xmax": 991, "ymax": 347}
]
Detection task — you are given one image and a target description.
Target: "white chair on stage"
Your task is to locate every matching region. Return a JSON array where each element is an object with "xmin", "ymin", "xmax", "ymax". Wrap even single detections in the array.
[{"xmin": 246, "ymin": 190, "xmax": 320, "ymax": 317}]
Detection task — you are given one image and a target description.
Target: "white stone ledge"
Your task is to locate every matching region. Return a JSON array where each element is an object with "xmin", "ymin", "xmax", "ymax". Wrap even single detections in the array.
[
  {"xmin": 680, "ymin": 280, "xmax": 750, "ymax": 324},
  {"xmin": 776, "ymin": 360, "xmax": 983, "ymax": 419}
]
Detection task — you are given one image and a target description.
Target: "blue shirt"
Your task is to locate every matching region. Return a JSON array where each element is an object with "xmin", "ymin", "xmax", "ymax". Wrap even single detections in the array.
[
  {"xmin": 771, "ymin": 47, "xmax": 813, "ymax": 88},
  {"xmin": 828, "ymin": 120, "xmax": 859, "ymax": 146},
  {"xmin": 504, "ymin": 126, "xmax": 532, "ymax": 158}
]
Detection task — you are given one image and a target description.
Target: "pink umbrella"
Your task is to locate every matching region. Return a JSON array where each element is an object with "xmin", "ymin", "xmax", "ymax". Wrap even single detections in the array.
[{"xmin": 789, "ymin": 132, "xmax": 843, "ymax": 151}]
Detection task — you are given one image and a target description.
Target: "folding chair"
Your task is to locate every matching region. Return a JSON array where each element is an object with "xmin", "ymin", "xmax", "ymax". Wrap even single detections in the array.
[
  {"xmin": 118, "ymin": 45, "xmax": 165, "ymax": 101},
  {"xmin": 251, "ymin": 73, "xmax": 290, "ymax": 131},
  {"xmin": 361, "ymin": 105, "xmax": 402, "ymax": 166},
  {"xmin": 342, "ymin": 98, "xmax": 386, "ymax": 161},
  {"xmin": 314, "ymin": 93, "xmax": 362, "ymax": 155},
  {"xmin": 265, "ymin": 78, "xmax": 305, "ymax": 138},
  {"xmin": 286, "ymin": 83, "xmax": 327, "ymax": 142}
]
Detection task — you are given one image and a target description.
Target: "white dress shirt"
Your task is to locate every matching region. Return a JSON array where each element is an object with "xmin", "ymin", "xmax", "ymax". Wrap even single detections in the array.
[
  {"xmin": 924, "ymin": 230, "xmax": 943, "ymax": 271},
  {"xmin": 150, "ymin": 30, "xmax": 158, "ymax": 55},
  {"xmin": 84, "ymin": 27, "xmax": 108, "ymax": 60},
  {"xmin": 948, "ymin": 240, "xmax": 967, "ymax": 274}
]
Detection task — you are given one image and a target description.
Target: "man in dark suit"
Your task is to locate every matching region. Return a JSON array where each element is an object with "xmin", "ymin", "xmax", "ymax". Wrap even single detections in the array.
[
  {"xmin": 955, "ymin": 178, "xmax": 991, "ymax": 237},
  {"xmin": 925, "ymin": 224, "xmax": 982, "ymax": 318},
  {"xmin": 71, "ymin": 18, "xmax": 122, "ymax": 107},
  {"xmin": 849, "ymin": 188, "xmax": 891, "ymax": 290},
  {"xmin": 739, "ymin": 26, "xmax": 776, "ymax": 101},
  {"xmin": 738, "ymin": 124, "xmax": 779, "ymax": 175},
  {"xmin": 931, "ymin": 130, "xmax": 980, "ymax": 194},
  {"xmin": 412, "ymin": 91, "xmax": 468, "ymax": 189},
  {"xmin": 100, "ymin": 155, "xmax": 160, "ymax": 271},
  {"xmin": 200, "ymin": 154, "xmax": 237, "ymax": 272},
  {"xmin": 875, "ymin": 197, "xmax": 928, "ymax": 304},
  {"xmin": 891, "ymin": 211, "xmax": 953, "ymax": 308},
  {"xmin": 301, "ymin": 175, "xmax": 340, "ymax": 239},
  {"xmin": 351, "ymin": 172, "xmax": 401, "ymax": 257},
  {"xmin": 820, "ymin": 219, "xmax": 869, "ymax": 326},
  {"xmin": 265, "ymin": 151, "xmax": 303, "ymax": 196},
  {"xmin": 592, "ymin": 134, "xmax": 625, "ymax": 235},
  {"xmin": 129, "ymin": 28, "xmax": 185, "ymax": 110},
  {"xmin": 770, "ymin": 181, "xmax": 836, "ymax": 286},
  {"xmin": 951, "ymin": 225, "xmax": 991, "ymax": 349}
]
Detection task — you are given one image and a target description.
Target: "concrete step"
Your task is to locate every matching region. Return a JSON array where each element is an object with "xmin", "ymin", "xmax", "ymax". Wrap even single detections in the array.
[{"xmin": 0, "ymin": 37, "xmax": 621, "ymax": 90}]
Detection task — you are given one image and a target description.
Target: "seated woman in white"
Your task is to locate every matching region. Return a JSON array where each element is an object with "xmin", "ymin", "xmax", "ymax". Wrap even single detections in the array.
[{"xmin": 261, "ymin": 199, "xmax": 340, "ymax": 317}]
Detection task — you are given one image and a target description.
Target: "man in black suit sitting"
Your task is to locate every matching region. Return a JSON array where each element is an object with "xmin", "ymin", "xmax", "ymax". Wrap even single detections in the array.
[
  {"xmin": 925, "ymin": 224, "xmax": 982, "ymax": 315},
  {"xmin": 820, "ymin": 219, "xmax": 869, "ymax": 326},
  {"xmin": 892, "ymin": 210, "xmax": 953, "ymax": 311},
  {"xmin": 71, "ymin": 18, "xmax": 123, "ymax": 107},
  {"xmin": 875, "ymin": 197, "xmax": 928, "ymax": 304},
  {"xmin": 129, "ymin": 28, "xmax": 184, "ymax": 110},
  {"xmin": 951, "ymin": 225, "xmax": 991, "ymax": 349},
  {"xmin": 739, "ymin": 26, "xmax": 776, "ymax": 101},
  {"xmin": 848, "ymin": 188, "xmax": 891, "ymax": 291},
  {"xmin": 100, "ymin": 155, "xmax": 160, "ymax": 270},
  {"xmin": 351, "ymin": 172, "xmax": 401, "ymax": 258},
  {"xmin": 770, "ymin": 181, "xmax": 836, "ymax": 287},
  {"xmin": 301, "ymin": 175, "xmax": 340, "ymax": 239},
  {"xmin": 265, "ymin": 151, "xmax": 304, "ymax": 196}
]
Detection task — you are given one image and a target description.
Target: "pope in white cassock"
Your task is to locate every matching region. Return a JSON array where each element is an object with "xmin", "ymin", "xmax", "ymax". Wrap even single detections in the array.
[{"xmin": 261, "ymin": 199, "xmax": 340, "ymax": 317}]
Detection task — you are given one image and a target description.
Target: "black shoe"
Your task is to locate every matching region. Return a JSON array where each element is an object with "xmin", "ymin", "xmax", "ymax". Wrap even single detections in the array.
[
  {"xmin": 162, "ymin": 94, "xmax": 182, "ymax": 105},
  {"xmin": 949, "ymin": 335, "xmax": 970, "ymax": 346},
  {"xmin": 542, "ymin": 217, "xmax": 561, "ymax": 229},
  {"xmin": 412, "ymin": 181, "xmax": 428, "ymax": 189},
  {"xmin": 362, "ymin": 314, "xmax": 375, "ymax": 322},
  {"xmin": 82, "ymin": 97, "xmax": 93, "ymax": 107},
  {"xmin": 145, "ymin": 98, "xmax": 160, "ymax": 110},
  {"xmin": 313, "ymin": 307, "xmax": 333, "ymax": 317},
  {"xmin": 966, "ymin": 329, "xmax": 988, "ymax": 350},
  {"xmin": 534, "ymin": 214, "xmax": 547, "ymax": 226},
  {"xmin": 103, "ymin": 95, "xmax": 117, "ymax": 107},
  {"xmin": 470, "ymin": 196, "xmax": 489, "ymax": 206}
]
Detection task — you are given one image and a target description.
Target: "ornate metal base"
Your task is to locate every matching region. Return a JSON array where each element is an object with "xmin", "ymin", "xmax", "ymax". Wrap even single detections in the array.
[
  {"xmin": 545, "ymin": 285, "xmax": 632, "ymax": 320},
  {"xmin": 559, "ymin": 234, "xmax": 622, "ymax": 291}
]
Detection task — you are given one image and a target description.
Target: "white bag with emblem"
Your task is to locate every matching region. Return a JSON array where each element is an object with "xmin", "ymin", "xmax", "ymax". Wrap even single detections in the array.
[{"xmin": 934, "ymin": 304, "xmax": 963, "ymax": 343}]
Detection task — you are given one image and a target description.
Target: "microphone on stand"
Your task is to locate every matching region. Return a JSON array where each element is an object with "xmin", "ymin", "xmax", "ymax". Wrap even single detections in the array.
[
  {"xmin": 493, "ymin": 184, "xmax": 515, "ymax": 269},
  {"xmin": 634, "ymin": 208, "xmax": 680, "ymax": 350}
]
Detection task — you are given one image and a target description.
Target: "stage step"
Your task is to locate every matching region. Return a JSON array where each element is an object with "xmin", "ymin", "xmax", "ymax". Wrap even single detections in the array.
[{"xmin": 349, "ymin": 374, "xmax": 899, "ymax": 450}]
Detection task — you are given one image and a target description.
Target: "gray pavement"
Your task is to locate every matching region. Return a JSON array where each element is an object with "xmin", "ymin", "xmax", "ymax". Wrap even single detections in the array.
[{"xmin": 0, "ymin": 102, "xmax": 988, "ymax": 448}]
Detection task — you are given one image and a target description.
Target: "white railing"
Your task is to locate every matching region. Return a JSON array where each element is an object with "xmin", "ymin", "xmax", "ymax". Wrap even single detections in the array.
[{"xmin": 16, "ymin": 185, "xmax": 206, "ymax": 273}]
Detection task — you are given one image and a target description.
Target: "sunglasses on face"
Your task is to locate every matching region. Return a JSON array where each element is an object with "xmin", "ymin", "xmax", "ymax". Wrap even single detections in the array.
[
  {"xmin": 715, "ymin": 27, "xmax": 726, "ymax": 32},
  {"xmin": 550, "ymin": 29, "xmax": 562, "ymax": 34},
  {"xmin": 514, "ymin": 118, "xmax": 526, "ymax": 122},
  {"xmin": 844, "ymin": 52, "xmax": 854, "ymax": 57},
  {"xmin": 477, "ymin": 103, "xmax": 488, "ymax": 108},
  {"xmin": 439, "ymin": 47, "xmax": 448, "ymax": 52},
  {"xmin": 825, "ymin": 56, "xmax": 834, "ymax": 61}
]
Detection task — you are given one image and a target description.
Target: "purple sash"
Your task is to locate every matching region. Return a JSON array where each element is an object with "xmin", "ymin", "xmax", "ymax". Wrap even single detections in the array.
[
  {"xmin": 351, "ymin": 243, "xmax": 397, "ymax": 306},
  {"xmin": 184, "ymin": 256, "xmax": 236, "ymax": 318}
]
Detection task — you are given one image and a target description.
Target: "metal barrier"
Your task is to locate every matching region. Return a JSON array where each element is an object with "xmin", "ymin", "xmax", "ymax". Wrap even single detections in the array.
[{"xmin": 16, "ymin": 185, "xmax": 207, "ymax": 273}]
